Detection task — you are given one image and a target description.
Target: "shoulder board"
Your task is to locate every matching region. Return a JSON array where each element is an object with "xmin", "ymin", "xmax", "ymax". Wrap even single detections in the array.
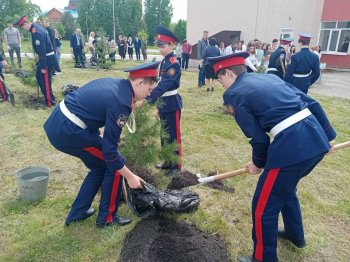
[
  {"xmin": 169, "ymin": 57, "xmax": 177, "ymax": 64},
  {"xmin": 32, "ymin": 28, "xmax": 37, "ymax": 33}
]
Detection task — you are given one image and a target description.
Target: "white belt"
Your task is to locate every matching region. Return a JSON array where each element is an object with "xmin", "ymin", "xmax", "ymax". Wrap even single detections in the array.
[
  {"xmin": 161, "ymin": 90, "xmax": 178, "ymax": 97},
  {"xmin": 46, "ymin": 51, "xmax": 55, "ymax": 56},
  {"xmin": 270, "ymin": 108, "xmax": 311, "ymax": 138},
  {"xmin": 293, "ymin": 72, "xmax": 311, "ymax": 78},
  {"xmin": 59, "ymin": 100, "xmax": 87, "ymax": 129},
  {"xmin": 267, "ymin": 68, "xmax": 278, "ymax": 72}
]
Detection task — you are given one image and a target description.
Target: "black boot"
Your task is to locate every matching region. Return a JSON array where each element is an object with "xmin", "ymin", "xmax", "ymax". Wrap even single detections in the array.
[
  {"xmin": 65, "ymin": 207, "xmax": 96, "ymax": 226},
  {"xmin": 96, "ymin": 216, "xmax": 132, "ymax": 228},
  {"xmin": 278, "ymin": 229, "xmax": 306, "ymax": 248}
]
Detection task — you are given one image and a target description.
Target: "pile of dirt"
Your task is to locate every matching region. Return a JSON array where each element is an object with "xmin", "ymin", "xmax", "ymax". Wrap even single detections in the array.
[
  {"xmin": 120, "ymin": 217, "xmax": 231, "ymax": 262},
  {"xmin": 22, "ymin": 95, "xmax": 48, "ymax": 110},
  {"xmin": 130, "ymin": 166, "xmax": 158, "ymax": 185},
  {"xmin": 167, "ymin": 171, "xmax": 235, "ymax": 193}
]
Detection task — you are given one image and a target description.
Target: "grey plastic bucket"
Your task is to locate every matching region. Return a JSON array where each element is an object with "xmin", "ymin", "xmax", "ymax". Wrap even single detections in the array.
[{"xmin": 16, "ymin": 167, "xmax": 50, "ymax": 201}]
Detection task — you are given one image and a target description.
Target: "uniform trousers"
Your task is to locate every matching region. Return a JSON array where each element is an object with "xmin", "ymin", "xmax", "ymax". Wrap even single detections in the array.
[
  {"xmin": 44, "ymin": 107, "xmax": 124, "ymax": 225},
  {"xmin": 252, "ymin": 153, "xmax": 325, "ymax": 262},
  {"xmin": 159, "ymin": 110, "xmax": 182, "ymax": 169},
  {"xmin": 36, "ymin": 64, "xmax": 56, "ymax": 107}
]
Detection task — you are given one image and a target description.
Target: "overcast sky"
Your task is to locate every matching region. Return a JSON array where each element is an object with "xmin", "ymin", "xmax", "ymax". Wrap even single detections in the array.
[{"xmin": 30, "ymin": 0, "xmax": 187, "ymax": 22}]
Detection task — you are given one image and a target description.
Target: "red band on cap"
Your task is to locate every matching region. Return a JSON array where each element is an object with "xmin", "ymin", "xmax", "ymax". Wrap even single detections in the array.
[
  {"xmin": 299, "ymin": 36, "xmax": 311, "ymax": 41},
  {"xmin": 129, "ymin": 69, "xmax": 158, "ymax": 78},
  {"xmin": 280, "ymin": 40, "xmax": 291, "ymax": 45},
  {"xmin": 16, "ymin": 16, "xmax": 27, "ymax": 27},
  {"xmin": 157, "ymin": 34, "xmax": 175, "ymax": 43},
  {"xmin": 213, "ymin": 57, "xmax": 245, "ymax": 73}
]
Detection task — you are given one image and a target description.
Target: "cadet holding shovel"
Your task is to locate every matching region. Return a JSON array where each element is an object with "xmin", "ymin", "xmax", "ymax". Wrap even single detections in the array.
[{"xmin": 208, "ymin": 52, "xmax": 336, "ymax": 262}]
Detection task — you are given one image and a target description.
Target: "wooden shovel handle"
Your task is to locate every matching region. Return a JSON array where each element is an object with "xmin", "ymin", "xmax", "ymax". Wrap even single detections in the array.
[
  {"xmin": 334, "ymin": 141, "xmax": 350, "ymax": 150},
  {"xmin": 213, "ymin": 167, "xmax": 248, "ymax": 181}
]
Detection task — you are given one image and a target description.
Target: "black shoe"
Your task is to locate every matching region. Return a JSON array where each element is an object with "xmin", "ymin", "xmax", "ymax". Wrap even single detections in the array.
[
  {"xmin": 206, "ymin": 87, "xmax": 210, "ymax": 92},
  {"xmin": 237, "ymin": 256, "xmax": 259, "ymax": 262},
  {"xmin": 156, "ymin": 163, "xmax": 171, "ymax": 170},
  {"xmin": 278, "ymin": 229, "xmax": 306, "ymax": 248},
  {"xmin": 165, "ymin": 168, "xmax": 181, "ymax": 177},
  {"xmin": 211, "ymin": 87, "xmax": 214, "ymax": 92},
  {"xmin": 9, "ymin": 93, "xmax": 15, "ymax": 107},
  {"xmin": 96, "ymin": 216, "xmax": 132, "ymax": 228},
  {"xmin": 65, "ymin": 207, "xmax": 96, "ymax": 226}
]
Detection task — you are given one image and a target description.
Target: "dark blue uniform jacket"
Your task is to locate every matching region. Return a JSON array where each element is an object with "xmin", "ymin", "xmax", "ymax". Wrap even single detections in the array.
[
  {"xmin": 63, "ymin": 78, "xmax": 133, "ymax": 171},
  {"xmin": 284, "ymin": 48, "xmax": 320, "ymax": 92},
  {"xmin": 147, "ymin": 52, "xmax": 182, "ymax": 113},
  {"xmin": 224, "ymin": 73, "xmax": 336, "ymax": 169},
  {"xmin": 268, "ymin": 46, "xmax": 286, "ymax": 79},
  {"xmin": 30, "ymin": 24, "xmax": 55, "ymax": 69}
]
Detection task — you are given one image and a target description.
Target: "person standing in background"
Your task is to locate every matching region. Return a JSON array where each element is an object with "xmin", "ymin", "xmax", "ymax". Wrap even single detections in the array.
[
  {"xmin": 134, "ymin": 35, "xmax": 142, "ymax": 60},
  {"xmin": 141, "ymin": 36, "xmax": 148, "ymax": 61},
  {"xmin": 175, "ymin": 42, "xmax": 183, "ymax": 65},
  {"xmin": 70, "ymin": 28, "xmax": 85, "ymax": 68},
  {"xmin": 127, "ymin": 37, "xmax": 134, "ymax": 60},
  {"xmin": 181, "ymin": 39, "xmax": 191, "ymax": 70},
  {"xmin": 197, "ymin": 30, "xmax": 209, "ymax": 87},
  {"xmin": 54, "ymin": 29, "xmax": 62, "ymax": 68},
  {"xmin": 43, "ymin": 18, "xmax": 62, "ymax": 74},
  {"xmin": 3, "ymin": 21, "xmax": 22, "ymax": 68}
]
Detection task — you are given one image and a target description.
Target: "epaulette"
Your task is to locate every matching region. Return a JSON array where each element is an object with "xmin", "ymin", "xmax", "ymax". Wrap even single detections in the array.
[
  {"xmin": 31, "ymin": 28, "xmax": 36, "ymax": 33},
  {"xmin": 169, "ymin": 56, "xmax": 177, "ymax": 64}
]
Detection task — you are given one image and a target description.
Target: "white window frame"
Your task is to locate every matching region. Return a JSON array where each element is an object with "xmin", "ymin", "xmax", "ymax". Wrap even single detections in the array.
[
  {"xmin": 318, "ymin": 21, "xmax": 350, "ymax": 55},
  {"xmin": 280, "ymin": 28, "xmax": 294, "ymax": 40}
]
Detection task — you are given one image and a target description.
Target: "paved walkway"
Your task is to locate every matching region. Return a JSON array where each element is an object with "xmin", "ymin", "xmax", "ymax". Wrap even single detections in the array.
[{"xmin": 310, "ymin": 71, "xmax": 350, "ymax": 99}]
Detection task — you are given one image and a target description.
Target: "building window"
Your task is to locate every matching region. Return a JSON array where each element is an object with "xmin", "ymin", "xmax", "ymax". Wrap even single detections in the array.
[
  {"xmin": 280, "ymin": 28, "xmax": 294, "ymax": 40},
  {"xmin": 319, "ymin": 21, "xmax": 350, "ymax": 53}
]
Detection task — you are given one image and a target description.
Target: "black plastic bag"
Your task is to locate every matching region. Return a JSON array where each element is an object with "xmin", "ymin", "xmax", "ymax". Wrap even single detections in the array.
[{"xmin": 125, "ymin": 182, "xmax": 200, "ymax": 218}]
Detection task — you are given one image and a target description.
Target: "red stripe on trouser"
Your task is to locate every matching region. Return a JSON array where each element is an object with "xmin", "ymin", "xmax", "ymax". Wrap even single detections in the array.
[
  {"xmin": 44, "ymin": 68, "xmax": 51, "ymax": 107},
  {"xmin": 107, "ymin": 171, "xmax": 121, "ymax": 223},
  {"xmin": 175, "ymin": 110, "xmax": 182, "ymax": 169},
  {"xmin": 254, "ymin": 168, "xmax": 280, "ymax": 261},
  {"xmin": 83, "ymin": 147, "xmax": 105, "ymax": 160},
  {"xmin": 0, "ymin": 80, "xmax": 7, "ymax": 99}
]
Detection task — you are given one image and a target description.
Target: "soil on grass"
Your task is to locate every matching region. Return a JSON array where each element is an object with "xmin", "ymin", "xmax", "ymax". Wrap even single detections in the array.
[
  {"xmin": 167, "ymin": 171, "xmax": 235, "ymax": 193},
  {"xmin": 22, "ymin": 94, "xmax": 49, "ymax": 110},
  {"xmin": 120, "ymin": 217, "xmax": 231, "ymax": 262},
  {"xmin": 129, "ymin": 166, "xmax": 158, "ymax": 186}
]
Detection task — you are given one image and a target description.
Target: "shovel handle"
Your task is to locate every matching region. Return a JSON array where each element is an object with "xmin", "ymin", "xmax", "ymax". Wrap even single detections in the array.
[
  {"xmin": 198, "ymin": 167, "xmax": 248, "ymax": 184},
  {"xmin": 334, "ymin": 141, "xmax": 350, "ymax": 150}
]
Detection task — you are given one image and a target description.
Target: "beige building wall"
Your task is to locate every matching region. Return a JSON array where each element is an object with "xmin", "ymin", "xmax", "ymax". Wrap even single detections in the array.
[{"xmin": 187, "ymin": 0, "xmax": 324, "ymax": 47}]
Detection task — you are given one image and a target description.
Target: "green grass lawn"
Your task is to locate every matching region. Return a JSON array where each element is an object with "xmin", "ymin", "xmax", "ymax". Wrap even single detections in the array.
[{"xmin": 0, "ymin": 60, "xmax": 350, "ymax": 261}]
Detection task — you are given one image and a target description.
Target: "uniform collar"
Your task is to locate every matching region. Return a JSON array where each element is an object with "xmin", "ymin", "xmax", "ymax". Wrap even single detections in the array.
[
  {"xmin": 125, "ymin": 79, "xmax": 135, "ymax": 97},
  {"xmin": 29, "ymin": 24, "xmax": 35, "ymax": 33},
  {"xmin": 164, "ymin": 52, "xmax": 174, "ymax": 60}
]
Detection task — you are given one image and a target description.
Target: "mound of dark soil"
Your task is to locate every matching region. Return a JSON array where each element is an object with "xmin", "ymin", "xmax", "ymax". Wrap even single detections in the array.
[
  {"xmin": 22, "ymin": 95, "xmax": 48, "ymax": 110},
  {"xmin": 167, "ymin": 171, "xmax": 235, "ymax": 193},
  {"xmin": 120, "ymin": 217, "xmax": 231, "ymax": 262},
  {"xmin": 130, "ymin": 166, "xmax": 158, "ymax": 185}
]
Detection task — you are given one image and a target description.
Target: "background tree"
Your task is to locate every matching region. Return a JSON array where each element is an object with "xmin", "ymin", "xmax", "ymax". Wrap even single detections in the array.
[
  {"xmin": 173, "ymin": 19, "xmax": 186, "ymax": 42},
  {"xmin": 0, "ymin": 0, "xmax": 41, "ymax": 32},
  {"xmin": 61, "ymin": 12, "xmax": 76, "ymax": 40},
  {"xmin": 144, "ymin": 0, "xmax": 173, "ymax": 43},
  {"xmin": 114, "ymin": 0, "xmax": 142, "ymax": 37}
]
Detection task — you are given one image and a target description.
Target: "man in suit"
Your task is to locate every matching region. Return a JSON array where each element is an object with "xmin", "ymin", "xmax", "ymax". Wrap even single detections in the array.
[
  {"xmin": 197, "ymin": 30, "xmax": 209, "ymax": 87},
  {"xmin": 134, "ymin": 35, "xmax": 142, "ymax": 60},
  {"xmin": 70, "ymin": 28, "xmax": 85, "ymax": 68}
]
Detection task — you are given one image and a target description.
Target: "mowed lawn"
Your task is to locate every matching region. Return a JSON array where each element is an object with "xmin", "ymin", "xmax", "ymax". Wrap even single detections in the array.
[{"xmin": 0, "ymin": 59, "xmax": 350, "ymax": 262}]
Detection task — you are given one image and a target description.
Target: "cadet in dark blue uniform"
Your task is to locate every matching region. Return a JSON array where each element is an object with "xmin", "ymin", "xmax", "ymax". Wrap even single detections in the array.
[
  {"xmin": 15, "ymin": 16, "xmax": 56, "ymax": 107},
  {"xmin": 284, "ymin": 33, "xmax": 320, "ymax": 94},
  {"xmin": 147, "ymin": 25, "xmax": 183, "ymax": 177},
  {"xmin": 208, "ymin": 53, "xmax": 336, "ymax": 262},
  {"xmin": 43, "ymin": 62, "xmax": 160, "ymax": 227},
  {"xmin": 267, "ymin": 38, "xmax": 293, "ymax": 79}
]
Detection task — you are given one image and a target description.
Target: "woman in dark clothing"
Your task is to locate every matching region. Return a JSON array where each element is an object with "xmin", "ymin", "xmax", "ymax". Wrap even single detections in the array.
[
  {"xmin": 201, "ymin": 38, "xmax": 220, "ymax": 91},
  {"xmin": 127, "ymin": 37, "xmax": 134, "ymax": 60},
  {"xmin": 117, "ymin": 35, "xmax": 125, "ymax": 59}
]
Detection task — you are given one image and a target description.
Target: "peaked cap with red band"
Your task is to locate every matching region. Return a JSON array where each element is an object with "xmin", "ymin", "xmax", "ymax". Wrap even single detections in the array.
[
  {"xmin": 298, "ymin": 32, "xmax": 313, "ymax": 41},
  {"xmin": 15, "ymin": 15, "xmax": 28, "ymax": 27},
  {"xmin": 208, "ymin": 52, "xmax": 250, "ymax": 76},
  {"xmin": 155, "ymin": 25, "xmax": 179, "ymax": 45},
  {"xmin": 124, "ymin": 61, "xmax": 160, "ymax": 78},
  {"xmin": 280, "ymin": 37, "xmax": 294, "ymax": 45}
]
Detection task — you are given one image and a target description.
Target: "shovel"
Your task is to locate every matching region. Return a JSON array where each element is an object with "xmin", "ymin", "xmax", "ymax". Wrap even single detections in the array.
[{"xmin": 197, "ymin": 140, "xmax": 350, "ymax": 185}]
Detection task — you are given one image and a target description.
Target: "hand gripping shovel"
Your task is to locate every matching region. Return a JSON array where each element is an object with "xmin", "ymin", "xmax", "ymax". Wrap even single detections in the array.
[{"xmin": 198, "ymin": 141, "xmax": 350, "ymax": 185}]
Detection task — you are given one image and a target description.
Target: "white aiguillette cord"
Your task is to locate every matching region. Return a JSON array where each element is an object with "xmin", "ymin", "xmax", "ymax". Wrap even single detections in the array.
[{"xmin": 126, "ymin": 111, "xmax": 136, "ymax": 133}]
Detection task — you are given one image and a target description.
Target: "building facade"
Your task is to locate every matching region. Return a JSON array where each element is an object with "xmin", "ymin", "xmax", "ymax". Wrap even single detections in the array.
[{"xmin": 318, "ymin": 0, "xmax": 350, "ymax": 68}]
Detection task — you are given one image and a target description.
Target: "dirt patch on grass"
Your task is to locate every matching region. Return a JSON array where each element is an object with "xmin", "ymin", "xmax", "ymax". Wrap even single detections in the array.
[
  {"xmin": 120, "ymin": 217, "xmax": 231, "ymax": 262},
  {"xmin": 22, "ymin": 94, "xmax": 49, "ymax": 110},
  {"xmin": 167, "ymin": 171, "xmax": 235, "ymax": 193}
]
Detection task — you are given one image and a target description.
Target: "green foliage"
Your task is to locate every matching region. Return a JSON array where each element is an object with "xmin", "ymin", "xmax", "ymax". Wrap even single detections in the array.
[
  {"xmin": 94, "ymin": 29, "xmax": 113, "ymax": 69},
  {"xmin": 61, "ymin": 12, "xmax": 76, "ymax": 40},
  {"xmin": 17, "ymin": 51, "xmax": 38, "ymax": 91},
  {"xmin": 115, "ymin": 0, "xmax": 142, "ymax": 37},
  {"xmin": 120, "ymin": 103, "xmax": 178, "ymax": 168},
  {"xmin": 137, "ymin": 30, "xmax": 148, "ymax": 41},
  {"xmin": 54, "ymin": 22, "xmax": 66, "ymax": 38},
  {"xmin": 0, "ymin": 0, "xmax": 41, "ymax": 32},
  {"xmin": 144, "ymin": 0, "xmax": 173, "ymax": 43},
  {"xmin": 173, "ymin": 19, "xmax": 187, "ymax": 42}
]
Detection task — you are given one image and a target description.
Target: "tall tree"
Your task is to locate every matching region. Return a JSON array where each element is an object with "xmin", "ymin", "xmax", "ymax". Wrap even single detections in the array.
[
  {"xmin": 173, "ymin": 19, "xmax": 186, "ymax": 42},
  {"xmin": 144, "ymin": 0, "xmax": 173, "ymax": 43},
  {"xmin": 61, "ymin": 12, "xmax": 76, "ymax": 40},
  {"xmin": 0, "ymin": 0, "xmax": 41, "ymax": 32},
  {"xmin": 115, "ymin": 0, "xmax": 142, "ymax": 37}
]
